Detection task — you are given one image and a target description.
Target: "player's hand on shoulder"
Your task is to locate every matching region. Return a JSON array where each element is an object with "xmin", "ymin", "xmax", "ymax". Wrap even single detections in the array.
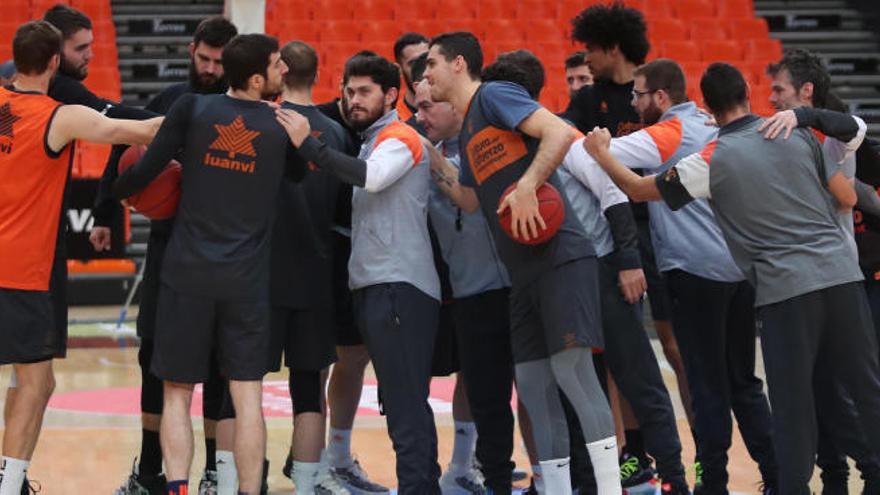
[
  {"xmin": 89, "ymin": 226, "xmax": 112, "ymax": 252},
  {"xmin": 275, "ymin": 108, "xmax": 311, "ymax": 147},
  {"xmin": 758, "ymin": 109, "xmax": 798, "ymax": 140},
  {"xmin": 583, "ymin": 127, "xmax": 612, "ymax": 158},
  {"xmin": 617, "ymin": 268, "xmax": 647, "ymax": 305}
]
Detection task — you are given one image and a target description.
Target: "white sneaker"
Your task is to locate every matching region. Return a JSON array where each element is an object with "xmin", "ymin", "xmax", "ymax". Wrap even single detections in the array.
[
  {"xmin": 330, "ymin": 459, "xmax": 390, "ymax": 494},
  {"xmin": 315, "ymin": 466, "xmax": 351, "ymax": 495},
  {"xmin": 440, "ymin": 468, "xmax": 487, "ymax": 495}
]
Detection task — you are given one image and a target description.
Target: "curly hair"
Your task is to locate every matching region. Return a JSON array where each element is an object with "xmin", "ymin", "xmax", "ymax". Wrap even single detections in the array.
[{"xmin": 570, "ymin": 1, "xmax": 650, "ymax": 65}]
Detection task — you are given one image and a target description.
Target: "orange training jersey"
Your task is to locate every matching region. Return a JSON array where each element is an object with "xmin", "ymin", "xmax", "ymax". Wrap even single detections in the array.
[{"xmin": 0, "ymin": 87, "xmax": 74, "ymax": 291}]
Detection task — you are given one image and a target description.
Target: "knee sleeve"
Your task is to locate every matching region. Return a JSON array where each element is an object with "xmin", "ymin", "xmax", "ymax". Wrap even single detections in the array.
[
  {"xmin": 290, "ymin": 369, "xmax": 323, "ymax": 415},
  {"xmin": 202, "ymin": 367, "xmax": 225, "ymax": 421},
  {"xmin": 139, "ymin": 340, "xmax": 163, "ymax": 415},
  {"xmin": 515, "ymin": 359, "xmax": 569, "ymax": 460},
  {"xmin": 550, "ymin": 348, "xmax": 614, "ymax": 443}
]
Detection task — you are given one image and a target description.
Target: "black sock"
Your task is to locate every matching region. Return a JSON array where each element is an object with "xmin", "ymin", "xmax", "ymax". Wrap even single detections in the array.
[
  {"xmin": 624, "ymin": 429, "xmax": 647, "ymax": 460},
  {"xmin": 139, "ymin": 429, "xmax": 163, "ymax": 477},
  {"xmin": 205, "ymin": 437, "xmax": 217, "ymax": 472}
]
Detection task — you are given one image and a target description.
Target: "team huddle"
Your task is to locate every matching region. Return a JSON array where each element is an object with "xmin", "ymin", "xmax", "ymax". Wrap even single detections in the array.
[{"xmin": 2, "ymin": 2, "xmax": 880, "ymax": 495}]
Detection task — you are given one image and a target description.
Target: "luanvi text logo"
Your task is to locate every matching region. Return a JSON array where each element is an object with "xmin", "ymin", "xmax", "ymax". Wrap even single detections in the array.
[{"xmin": 204, "ymin": 115, "xmax": 260, "ymax": 174}]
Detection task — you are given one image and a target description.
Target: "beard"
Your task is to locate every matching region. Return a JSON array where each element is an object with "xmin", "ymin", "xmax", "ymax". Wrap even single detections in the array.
[
  {"xmin": 188, "ymin": 63, "xmax": 225, "ymax": 94},
  {"xmin": 60, "ymin": 58, "xmax": 87, "ymax": 81},
  {"xmin": 347, "ymin": 103, "xmax": 384, "ymax": 132},
  {"xmin": 641, "ymin": 101, "xmax": 663, "ymax": 126}
]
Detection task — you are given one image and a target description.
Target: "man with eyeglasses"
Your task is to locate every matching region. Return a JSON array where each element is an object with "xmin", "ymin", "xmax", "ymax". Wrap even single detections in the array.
[{"xmin": 578, "ymin": 58, "xmax": 779, "ymax": 495}]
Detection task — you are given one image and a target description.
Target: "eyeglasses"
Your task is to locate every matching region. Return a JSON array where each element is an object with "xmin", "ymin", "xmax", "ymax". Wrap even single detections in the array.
[{"xmin": 631, "ymin": 89, "xmax": 657, "ymax": 98}]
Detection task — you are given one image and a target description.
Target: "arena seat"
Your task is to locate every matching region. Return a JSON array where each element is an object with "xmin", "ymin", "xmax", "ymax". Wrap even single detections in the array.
[
  {"xmin": 689, "ymin": 19, "xmax": 728, "ymax": 41},
  {"xmin": 673, "ymin": 0, "xmax": 715, "ymax": 22},
  {"xmin": 702, "ymin": 40, "xmax": 744, "ymax": 62},
  {"xmin": 263, "ymin": 0, "xmax": 775, "ymax": 115}
]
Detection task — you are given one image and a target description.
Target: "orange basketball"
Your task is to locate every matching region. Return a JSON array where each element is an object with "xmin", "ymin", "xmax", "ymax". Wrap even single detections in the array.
[
  {"xmin": 497, "ymin": 182, "xmax": 565, "ymax": 245},
  {"xmin": 117, "ymin": 144, "xmax": 182, "ymax": 220}
]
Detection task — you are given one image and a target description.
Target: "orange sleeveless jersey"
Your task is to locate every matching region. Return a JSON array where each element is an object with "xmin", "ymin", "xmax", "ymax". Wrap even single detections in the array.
[{"xmin": 0, "ymin": 87, "xmax": 74, "ymax": 291}]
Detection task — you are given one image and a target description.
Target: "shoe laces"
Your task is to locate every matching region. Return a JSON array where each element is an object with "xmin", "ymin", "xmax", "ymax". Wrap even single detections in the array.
[
  {"xmin": 456, "ymin": 471, "xmax": 487, "ymax": 494},
  {"xmin": 348, "ymin": 458, "xmax": 370, "ymax": 480},
  {"xmin": 620, "ymin": 456, "xmax": 641, "ymax": 478},
  {"xmin": 317, "ymin": 471, "xmax": 351, "ymax": 494}
]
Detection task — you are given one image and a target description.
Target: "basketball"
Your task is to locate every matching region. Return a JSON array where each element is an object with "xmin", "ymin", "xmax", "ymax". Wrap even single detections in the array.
[
  {"xmin": 117, "ymin": 144, "xmax": 182, "ymax": 220},
  {"xmin": 497, "ymin": 182, "xmax": 565, "ymax": 245}
]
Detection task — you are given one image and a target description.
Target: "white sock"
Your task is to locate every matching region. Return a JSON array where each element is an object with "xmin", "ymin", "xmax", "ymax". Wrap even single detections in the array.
[
  {"xmin": 531, "ymin": 464, "xmax": 545, "ymax": 494},
  {"xmin": 538, "ymin": 457, "xmax": 572, "ymax": 495},
  {"xmin": 0, "ymin": 457, "xmax": 28, "ymax": 495},
  {"xmin": 8, "ymin": 369, "xmax": 16, "ymax": 388},
  {"xmin": 326, "ymin": 427, "xmax": 353, "ymax": 468},
  {"xmin": 586, "ymin": 436, "xmax": 622, "ymax": 495},
  {"xmin": 292, "ymin": 460, "xmax": 319, "ymax": 494},
  {"xmin": 449, "ymin": 421, "xmax": 477, "ymax": 474},
  {"xmin": 216, "ymin": 450, "xmax": 237, "ymax": 495}
]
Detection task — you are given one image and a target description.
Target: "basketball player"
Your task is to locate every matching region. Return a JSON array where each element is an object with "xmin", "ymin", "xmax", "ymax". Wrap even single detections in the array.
[
  {"xmin": 566, "ymin": 6, "xmax": 697, "ymax": 483},
  {"xmin": 589, "ymin": 62, "xmax": 880, "ymax": 495},
  {"xmin": 275, "ymin": 54, "xmax": 442, "ymax": 494},
  {"xmin": 270, "ymin": 40, "xmax": 351, "ymax": 495},
  {"xmin": 412, "ymin": 64, "xmax": 517, "ymax": 493},
  {"xmin": 424, "ymin": 32, "xmax": 619, "ymax": 495},
  {"xmin": 564, "ymin": 52, "xmax": 592, "ymax": 100},
  {"xmin": 0, "ymin": 20, "xmax": 160, "ymax": 495},
  {"xmin": 92, "ymin": 16, "xmax": 241, "ymax": 495},
  {"xmin": 112, "ymin": 33, "xmax": 302, "ymax": 495}
]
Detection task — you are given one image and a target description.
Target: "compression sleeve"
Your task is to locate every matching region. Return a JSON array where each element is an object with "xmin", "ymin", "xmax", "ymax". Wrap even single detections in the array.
[
  {"xmin": 297, "ymin": 135, "xmax": 367, "ymax": 188},
  {"xmin": 795, "ymin": 106, "xmax": 867, "ymax": 159},
  {"xmin": 603, "ymin": 203, "xmax": 642, "ymax": 270}
]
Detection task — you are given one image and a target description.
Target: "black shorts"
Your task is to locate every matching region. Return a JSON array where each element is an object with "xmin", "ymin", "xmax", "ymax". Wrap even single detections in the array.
[
  {"xmin": 637, "ymin": 219, "xmax": 672, "ymax": 322},
  {"xmin": 431, "ymin": 302, "xmax": 459, "ymax": 376},
  {"xmin": 49, "ymin": 252, "xmax": 68, "ymax": 358},
  {"xmin": 333, "ymin": 233, "xmax": 362, "ymax": 346},
  {"xmin": 268, "ymin": 305, "xmax": 337, "ymax": 372},
  {"xmin": 151, "ymin": 283, "xmax": 270, "ymax": 383},
  {"xmin": 137, "ymin": 232, "xmax": 170, "ymax": 340},
  {"xmin": 509, "ymin": 257, "xmax": 603, "ymax": 363},
  {"xmin": 0, "ymin": 288, "xmax": 57, "ymax": 365}
]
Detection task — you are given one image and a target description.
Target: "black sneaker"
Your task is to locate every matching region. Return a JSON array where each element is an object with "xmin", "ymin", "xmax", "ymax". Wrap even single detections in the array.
[
  {"xmin": 620, "ymin": 454, "xmax": 656, "ymax": 488},
  {"xmin": 113, "ymin": 459, "xmax": 167, "ymax": 495}
]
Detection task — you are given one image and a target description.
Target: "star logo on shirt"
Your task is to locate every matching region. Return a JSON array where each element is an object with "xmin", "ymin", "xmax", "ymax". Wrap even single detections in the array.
[
  {"xmin": 209, "ymin": 115, "xmax": 260, "ymax": 158},
  {"xmin": 0, "ymin": 102, "xmax": 21, "ymax": 139}
]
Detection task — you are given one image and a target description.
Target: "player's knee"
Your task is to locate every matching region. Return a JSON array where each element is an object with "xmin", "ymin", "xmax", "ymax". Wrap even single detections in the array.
[
  {"xmin": 290, "ymin": 369, "xmax": 324, "ymax": 415},
  {"xmin": 337, "ymin": 345, "xmax": 370, "ymax": 371}
]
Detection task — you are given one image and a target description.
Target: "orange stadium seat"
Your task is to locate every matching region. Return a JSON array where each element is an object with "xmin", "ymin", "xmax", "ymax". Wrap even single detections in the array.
[
  {"xmin": 478, "ymin": 0, "xmax": 517, "ymax": 20},
  {"xmin": 68, "ymin": 259, "xmax": 136, "ymax": 275},
  {"xmin": 515, "ymin": 0, "xmax": 558, "ymax": 20},
  {"xmin": 662, "ymin": 40, "xmax": 701, "ymax": 62},
  {"xmin": 558, "ymin": 0, "xmax": 599, "ymax": 22},
  {"xmin": 689, "ymin": 19, "xmax": 728, "ymax": 41},
  {"xmin": 311, "ymin": 0, "xmax": 353, "ymax": 20},
  {"xmin": 359, "ymin": 0, "xmax": 396, "ymax": 21},
  {"xmin": 701, "ymin": 40, "xmax": 744, "ymax": 62},
  {"xmin": 718, "ymin": 0, "xmax": 754, "ymax": 18},
  {"xmin": 745, "ymin": 38, "xmax": 783, "ymax": 63},
  {"xmin": 276, "ymin": 20, "xmax": 321, "ymax": 42},
  {"xmin": 740, "ymin": 60, "xmax": 771, "ymax": 85},
  {"xmin": 728, "ymin": 17, "xmax": 770, "ymax": 40},
  {"xmin": 436, "ymin": 0, "xmax": 476, "ymax": 20},
  {"xmin": 361, "ymin": 21, "xmax": 405, "ymax": 43},
  {"xmin": 393, "ymin": 0, "xmax": 436, "ymax": 20},
  {"xmin": 523, "ymin": 19, "xmax": 564, "ymax": 43},
  {"xmin": 641, "ymin": 0, "xmax": 672, "ymax": 19},
  {"xmin": 321, "ymin": 20, "xmax": 362, "ymax": 42},
  {"xmin": 322, "ymin": 42, "xmax": 363, "ymax": 67},
  {"xmin": 266, "ymin": 0, "xmax": 312, "ymax": 21},
  {"xmin": 484, "ymin": 20, "xmax": 525, "ymax": 43},
  {"xmin": 672, "ymin": 0, "xmax": 715, "ymax": 22},
  {"xmin": 649, "ymin": 18, "xmax": 688, "ymax": 41}
]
